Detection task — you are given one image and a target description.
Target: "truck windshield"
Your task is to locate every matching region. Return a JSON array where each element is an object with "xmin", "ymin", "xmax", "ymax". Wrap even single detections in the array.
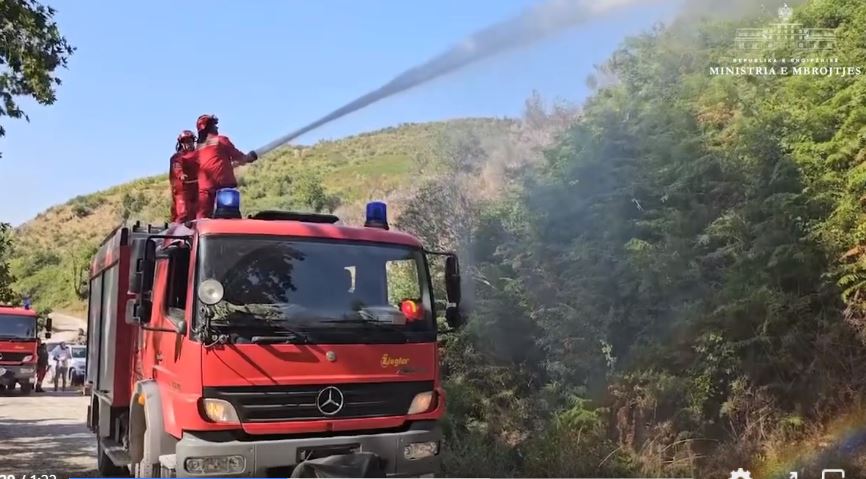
[
  {"xmin": 196, "ymin": 236, "xmax": 435, "ymax": 344},
  {"xmin": 0, "ymin": 314, "xmax": 37, "ymax": 339}
]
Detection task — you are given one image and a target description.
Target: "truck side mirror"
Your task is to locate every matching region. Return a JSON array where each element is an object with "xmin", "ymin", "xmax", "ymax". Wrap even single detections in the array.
[
  {"xmin": 125, "ymin": 298, "xmax": 152, "ymax": 325},
  {"xmin": 445, "ymin": 254, "xmax": 461, "ymax": 305},
  {"xmin": 445, "ymin": 305, "xmax": 464, "ymax": 329},
  {"xmin": 44, "ymin": 317, "xmax": 53, "ymax": 339},
  {"xmin": 156, "ymin": 241, "xmax": 188, "ymax": 260},
  {"xmin": 128, "ymin": 238, "xmax": 156, "ymax": 295}
]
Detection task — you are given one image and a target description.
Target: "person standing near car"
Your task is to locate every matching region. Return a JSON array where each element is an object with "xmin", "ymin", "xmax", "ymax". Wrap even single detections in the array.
[
  {"xmin": 35, "ymin": 339, "xmax": 48, "ymax": 393},
  {"xmin": 50, "ymin": 341, "xmax": 72, "ymax": 391}
]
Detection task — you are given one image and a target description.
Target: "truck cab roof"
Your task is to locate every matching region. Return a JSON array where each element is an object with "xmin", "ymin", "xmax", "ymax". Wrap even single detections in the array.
[
  {"xmin": 0, "ymin": 306, "xmax": 37, "ymax": 317},
  {"xmin": 189, "ymin": 218, "xmax": 424, "ymax": 248},
  {"xmin": 91, "ymin": 213, "xmax": 426, "ymax": 277}
]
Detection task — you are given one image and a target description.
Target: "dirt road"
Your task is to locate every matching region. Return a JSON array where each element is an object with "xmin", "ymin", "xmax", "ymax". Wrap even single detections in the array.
[
  {"xmin": 49, "ymin": 311, "xmax": 88, "ymax": 344},
  {"xmin": 0, "ymin": 391, "xmax": 97, "ymax": 478}
]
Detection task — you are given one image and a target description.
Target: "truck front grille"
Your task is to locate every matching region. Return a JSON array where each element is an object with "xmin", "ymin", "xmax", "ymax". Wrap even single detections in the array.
[
  {"xmin": 0, "ymin": 352, "xmax": 29, "ymax": 362},
  {"xmin": 203, "ymin": 381, "xmax": 433, "ymax": 423}
]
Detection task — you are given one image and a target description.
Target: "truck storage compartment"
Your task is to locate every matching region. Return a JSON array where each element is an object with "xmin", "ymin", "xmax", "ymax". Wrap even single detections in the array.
[{"xmin": 86, "ymin": 225, "xmax": 137, "ymax": 407}]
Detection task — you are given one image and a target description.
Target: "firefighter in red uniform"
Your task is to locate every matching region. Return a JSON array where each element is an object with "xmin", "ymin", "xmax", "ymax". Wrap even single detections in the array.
[
  {"xmin": 169, "ymin": 130, "xmax": 199, "ymax": 223},
  {"xmin": 194, "ymin": 114, "xmax": 257, "ymax": 218}
]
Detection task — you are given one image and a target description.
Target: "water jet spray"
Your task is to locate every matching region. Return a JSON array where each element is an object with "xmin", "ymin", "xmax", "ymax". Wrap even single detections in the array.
[{"xmin": 253, "ymin": 0, "xmax": 667, "ymax": 157}]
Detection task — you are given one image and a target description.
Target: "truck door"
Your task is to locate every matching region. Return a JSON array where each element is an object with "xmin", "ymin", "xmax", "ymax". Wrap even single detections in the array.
[{"xmin": 146, "ymin": 244, "xmax": 191, "ymax": 384}]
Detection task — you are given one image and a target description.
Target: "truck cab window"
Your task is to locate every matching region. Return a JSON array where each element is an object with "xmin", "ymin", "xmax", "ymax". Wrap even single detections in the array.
[
  {"xmin": 165, "ymin": 247, "xmax": 190, "ymax": 311},
  {"xmin": 386, "ymin": 259, "xmax": 421, "ymax": 305},
  {"xmin": 197, "ymin": 237, "xmax": 436, "ymax": 340}
]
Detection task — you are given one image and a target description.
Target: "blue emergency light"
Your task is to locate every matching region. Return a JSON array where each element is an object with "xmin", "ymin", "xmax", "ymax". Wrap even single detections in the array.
[
  {"xmin": 364, "ymin": 201, "xmax": 389, "ymax": 230},
  {"xmin": 23, "ymin": 296, "xmax": 31, "ymax": 310},
  {"xmin": 213, "ymin": 188, "xmax": 241, "ymax": 219}
]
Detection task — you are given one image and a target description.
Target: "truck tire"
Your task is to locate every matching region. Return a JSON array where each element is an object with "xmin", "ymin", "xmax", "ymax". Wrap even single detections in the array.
[
  {"xmin": 19, "ymin": 382, "xmax": 32, "ymax": 395},
  {"xmin": 97, "ymin": 439, "xmax": 129, "ymax": 477},
  {"xmin": 134, "ymin": 427, "xmax": 160, "ymax": 478}
]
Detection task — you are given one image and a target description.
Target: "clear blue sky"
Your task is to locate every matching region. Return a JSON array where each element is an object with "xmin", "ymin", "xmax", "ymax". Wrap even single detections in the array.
[{"xmin": 0, "ymin": 0, "xmax": 678, "ymax": 226}]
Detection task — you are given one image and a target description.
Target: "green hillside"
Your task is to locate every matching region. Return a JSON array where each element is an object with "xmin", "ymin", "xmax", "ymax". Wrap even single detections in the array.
[{"xmin": 9, "ymin": 118, "xmax": 515, "ymax": 313}]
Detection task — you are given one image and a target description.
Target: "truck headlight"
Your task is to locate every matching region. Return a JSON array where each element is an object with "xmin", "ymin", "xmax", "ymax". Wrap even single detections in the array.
[
  {"xmin": 403, "ymin": 441, "xmax": 439, "ymax": 461},
  {"xmin": 184, "ymin": 455, "xmax": 245, "ymax": 474},
  {"xmin": 201, "ymin": 398, "xmax": 240, "ymax": 423},
  {"xmin": 21, "ymin": 355, "xmax": 33, "ymax": 362},
  {"xmin": 407, "ymin": 391, "xmax": 436, "ymax": 415},
  {"xmin": 19, "ymin": 367, "xmax": 34, "ymax": 374}
]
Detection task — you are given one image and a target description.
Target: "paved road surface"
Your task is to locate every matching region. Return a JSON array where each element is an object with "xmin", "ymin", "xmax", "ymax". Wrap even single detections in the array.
[{"xmin": 0, "ymin": 391, "xmax": 97, "ymax": 478}]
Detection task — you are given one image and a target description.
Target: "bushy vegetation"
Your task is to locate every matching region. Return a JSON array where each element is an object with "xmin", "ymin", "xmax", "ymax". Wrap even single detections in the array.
[{"xmin": 401, "ymin": 1, "xmax": 866, "ymax": 476}]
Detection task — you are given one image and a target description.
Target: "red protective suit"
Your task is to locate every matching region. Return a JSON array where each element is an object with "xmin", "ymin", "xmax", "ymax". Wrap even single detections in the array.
[
  {"xmin": 169, "ymin": 150, "xmax": 199, "ymax": 223},
  {"xmin": 196, "ymin": 134, "xmax": 247, "ymax": 219}
]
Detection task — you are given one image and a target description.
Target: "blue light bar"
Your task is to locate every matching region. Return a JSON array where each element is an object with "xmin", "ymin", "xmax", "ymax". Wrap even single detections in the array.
[
  {"xmin": 213, "ymin": 188, "xmax": 241, "ymax": 219},
  {"xmin": 23, "ymin": 296, "xmax": 31, "ymax": 310},
  {"xmin": 364, "ymin": 201, "xmax": 389, "ymax": 230}
]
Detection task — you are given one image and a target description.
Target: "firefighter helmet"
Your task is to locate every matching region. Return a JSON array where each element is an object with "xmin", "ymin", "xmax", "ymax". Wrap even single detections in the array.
[
  {"xmin": 177, "ymin": 130, "xmax": 195, "ymax": 143},
  {"xmin": 196, "ymin": 114, "xmax": 218, "ymax": 132}
]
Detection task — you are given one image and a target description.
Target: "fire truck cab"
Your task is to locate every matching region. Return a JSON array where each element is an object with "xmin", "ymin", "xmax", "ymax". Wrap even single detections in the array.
[
  {"xmin": 86, "ymin": 190, "xmax": 464, "ymax": 477},
  {"xmin": 0, "ymin": 304, "xmax": 49, "ymax": 394}
]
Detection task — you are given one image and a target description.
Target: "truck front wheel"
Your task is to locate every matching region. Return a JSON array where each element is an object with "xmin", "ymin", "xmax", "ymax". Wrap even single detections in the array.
[{"xmin": 19, "ymin": 382, "xmax": 32, "ymax": 395}]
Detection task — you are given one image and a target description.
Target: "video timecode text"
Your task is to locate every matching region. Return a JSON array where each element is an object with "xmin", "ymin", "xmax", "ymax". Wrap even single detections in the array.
[{"xmin": 0, "ymin": 475, "xmax": 58, "ymax": 479}]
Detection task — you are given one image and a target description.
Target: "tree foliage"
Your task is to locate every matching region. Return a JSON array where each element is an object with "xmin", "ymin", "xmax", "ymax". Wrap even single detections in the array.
[
  {"xmin": 0, "ymin": 0, "xmax": 74, "ymax": 140},
  {"xmin": 0, "ymin": 223, "xmax": 17, "ymax": 303}
]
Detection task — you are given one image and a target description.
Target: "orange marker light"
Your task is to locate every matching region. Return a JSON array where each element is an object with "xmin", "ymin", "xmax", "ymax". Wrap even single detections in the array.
[{"xmin": 400, "ymin": 300, "xmax": 423, "ymax": 321}]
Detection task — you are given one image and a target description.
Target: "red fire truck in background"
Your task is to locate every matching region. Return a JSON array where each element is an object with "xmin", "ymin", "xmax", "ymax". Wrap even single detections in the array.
[
  {"xmin": 86, "ymin": 189, "xmax": 464, "ymax": 477},
  {"xmin": 0, "ymin": 305, "xmax": 51, "ymax": 394}
]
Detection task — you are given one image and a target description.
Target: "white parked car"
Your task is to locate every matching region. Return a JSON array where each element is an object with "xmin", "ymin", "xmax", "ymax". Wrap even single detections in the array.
[{"xmin": 68, "ymin": 345, "xmax": 86, "ymax": 386}]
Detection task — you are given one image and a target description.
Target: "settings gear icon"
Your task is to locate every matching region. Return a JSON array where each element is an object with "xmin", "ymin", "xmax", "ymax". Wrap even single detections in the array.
[{"xmin": 729, "ymin": 468, "xmax": 752, "ymax": 479}]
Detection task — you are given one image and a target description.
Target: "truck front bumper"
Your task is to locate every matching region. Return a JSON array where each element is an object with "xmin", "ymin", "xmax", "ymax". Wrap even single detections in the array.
[
  {"xmin": 0, "ymin": 365, "xmax": 35, "ymax": 384},
  {"xmin": 174, "ymin": 421, "xmax": 442, "ymax": 477}
]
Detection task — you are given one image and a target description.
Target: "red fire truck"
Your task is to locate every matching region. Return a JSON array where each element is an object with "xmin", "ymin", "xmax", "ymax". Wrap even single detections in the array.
[
  {"xmin": 86, "ymin": 190, "xmax": 464, "ymax": 477},
  {"xmin": 0, "ymin": 305, "xmax": 50, "ymax": 394}
]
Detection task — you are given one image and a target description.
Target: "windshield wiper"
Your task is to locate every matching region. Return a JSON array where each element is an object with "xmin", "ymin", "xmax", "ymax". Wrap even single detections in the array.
[
  {"xmin": 319, "ymin": 318, "xmax": 409, "ymax": 343},
  {"xmin": 249, "ymin": 322, "xmax": 311, "ymax": 344},
  {"xmin": 320, "ymin": 315, "xmax": 402, "ymax": 329},
  {"xmin": 220, "ymin": 323, "xmax": 311, "ymax": 344},
  {"xmin": 0, "ymin": 336, "xmax": 35, "ymax": 341},
  {"xmin": 249, "ymin": 334, "xmax": 308, "ymax": 344},
  {"xmin": 208, "ymin": 304, "xmax": 312, "ymax": 338}
]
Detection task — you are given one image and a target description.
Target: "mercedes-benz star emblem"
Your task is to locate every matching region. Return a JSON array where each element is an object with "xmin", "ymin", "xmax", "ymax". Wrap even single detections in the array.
[
  {"xmin": 316, "ymin": 386, "xmax": 344, "ymax": 416},
  {"xmin": 325, "ymin": 351, "xmax": 337, "ymax": 362}
]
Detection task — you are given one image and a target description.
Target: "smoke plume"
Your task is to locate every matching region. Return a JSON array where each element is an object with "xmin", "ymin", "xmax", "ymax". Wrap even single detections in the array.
[{"xmin": 255, "ymin": 0, "xmax": 666, "ymax": 156}]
